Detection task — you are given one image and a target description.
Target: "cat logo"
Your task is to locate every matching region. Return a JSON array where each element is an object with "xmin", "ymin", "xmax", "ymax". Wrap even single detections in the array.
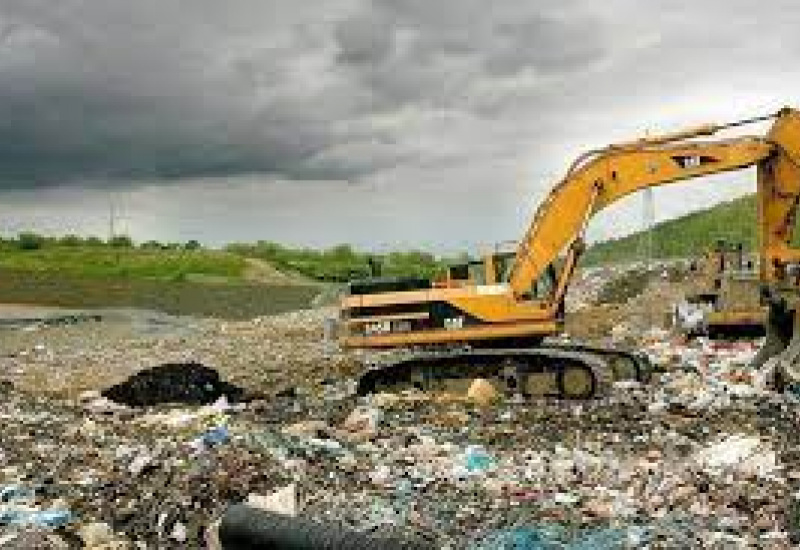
[
  {"xmin": 365, "ymin": 321, "xmax": 391, "ymax": 335},
  {"xmin": 672, "ymin": 155, "xmax": 717, "ymax": 169}
]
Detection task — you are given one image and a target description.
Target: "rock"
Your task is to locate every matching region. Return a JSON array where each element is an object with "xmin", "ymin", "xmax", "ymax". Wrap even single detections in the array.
[
  {"xmin": 79, "ymin": 522, "xmax": 115, "ymax": 547},
  {"xmin": 281, "ymin": 420, "xmax": 330, "ymax": 438},
  {"xmin": 170, "ymin": 522, "xmax": 187, "ymax": 542},
  {"xmin": 342, "ymin": 406, "xmax": 382, "ymax": 432},
  {"xmin": 247, "ymin": 484, "xmax": 298, "ymax": 517},
  {"xmin": 467, "ymin": 378, "xmax": 500, "ymax": 407}
]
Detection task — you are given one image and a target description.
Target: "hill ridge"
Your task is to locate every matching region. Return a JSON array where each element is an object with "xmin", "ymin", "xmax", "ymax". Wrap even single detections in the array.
[{"xmin": 584, "ymin": 194, "xmax": 760, "ymax": 265}]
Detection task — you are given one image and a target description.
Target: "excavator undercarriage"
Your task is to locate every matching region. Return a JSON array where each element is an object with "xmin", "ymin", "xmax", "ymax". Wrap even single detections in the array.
[
  {"xmin": 356, "ymin": 344, "xmax": 650, "ymax": 399},
  {"xmin": 343, "ymin": 250, "xmax": 650, "ymax": 400}
]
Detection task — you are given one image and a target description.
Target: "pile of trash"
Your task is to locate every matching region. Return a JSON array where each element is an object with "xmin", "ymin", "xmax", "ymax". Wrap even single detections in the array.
[
  {"xmin": 101, "ymin": 362, "xmax": 250, "ymax": 407},
  {"xmin": 0, "ymin": 303, "xmax": 799, "ymax": 547},
  {"xmin": 566, "ymin": 260, "xmax": 689, "ymax": 313}
]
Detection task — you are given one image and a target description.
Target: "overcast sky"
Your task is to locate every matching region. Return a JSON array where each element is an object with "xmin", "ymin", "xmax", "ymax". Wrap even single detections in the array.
[{"xmin": 0, "ymin": 0, "xmax": 797, "ymax": 253}]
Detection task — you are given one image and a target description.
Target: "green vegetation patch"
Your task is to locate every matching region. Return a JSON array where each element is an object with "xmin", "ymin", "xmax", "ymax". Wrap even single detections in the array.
[
  {"xmin": 226, "ymin": 241, "xmax": 447, "ymax": 282},
  {"xmin": 0, "ymin": 268, "xmax": 319, "ymax": 319},
  {"xmin": 584, "ymin": 195, "xmax": 759, "ymax": 265},
  {"xmin": 0, "ymin": 245, "xmax": 246, "ymax": 281}
]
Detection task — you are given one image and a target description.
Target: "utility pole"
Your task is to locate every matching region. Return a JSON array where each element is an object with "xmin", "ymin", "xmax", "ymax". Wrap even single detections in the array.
[
  {"xmin": 109, "ymin": 194, "xmax": 121, "ymax": 266},
  {"xmin": 644, "ymin": 188, "xmax": 655, "ymax": 267},
  {"xmin": 108, "ymin": 195, "xmax": 116, "ymax": 243},
  {"xmin": 636, "ymin": 188, "xmax": 657, "ymax": 328},
  {"xmin": 639, "ymin": 130, "xmax": 656, "ymax": 268},
  {"xmin": 637, "ymin": 188, "xmax": 655, "ymax": 266}
]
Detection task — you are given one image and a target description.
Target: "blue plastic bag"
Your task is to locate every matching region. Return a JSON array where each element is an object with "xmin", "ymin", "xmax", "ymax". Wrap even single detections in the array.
[
  {"xmin": 0, "ymin": 509, "xmax": 72, "ymax": 528},
  {"xmin": 202, "ymin": 425, "xmax": 230, "ymax": 446}
]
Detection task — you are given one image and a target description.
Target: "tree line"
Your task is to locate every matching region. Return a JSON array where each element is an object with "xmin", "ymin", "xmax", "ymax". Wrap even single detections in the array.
[
  {"xmin": 3, "ymin": 232, "xmax": 203, "ymax": 251},
  {"xmin": 1, "ymin": 233, "xmax": 454, "ymax": 282},
  {"xmin": 225, "ymin": 241, "xmax": 448, "ymax": 282}
]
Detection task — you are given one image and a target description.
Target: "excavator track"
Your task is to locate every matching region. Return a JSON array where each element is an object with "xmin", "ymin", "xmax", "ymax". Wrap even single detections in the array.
[
  {"xmin": 356, "ymin": 344, "xmax": 650, "ymax": 399},
  {"xmin": 539, "ymin": 342, "xmax": 652, "ymax": 384}
]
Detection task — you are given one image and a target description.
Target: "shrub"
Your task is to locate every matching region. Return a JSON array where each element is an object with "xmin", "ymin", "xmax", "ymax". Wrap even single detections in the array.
[
  {"xmin": 17, "ymin": 232, "xmax": 45, "ymax": 251},
  {"xmin": 140, "ymin": 240, "xmax": 164, "ymax": 250},
  {"xmin": 109, "ymin": 235, "xmax": 134, "ymax": 248},
  {"xmin": 59, "ymin": 234, "xmax": 83, "ymax": 247}
]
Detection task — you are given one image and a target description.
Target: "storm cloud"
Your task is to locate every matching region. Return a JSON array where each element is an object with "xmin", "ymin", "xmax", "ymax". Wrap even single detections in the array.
[
  {"xmin": 0, "ymin": 0, "xmax": 798, "ymax": 248},
  {"xmin": 0, "ymin": 0, "xmax": 610, "ymax": 188}
]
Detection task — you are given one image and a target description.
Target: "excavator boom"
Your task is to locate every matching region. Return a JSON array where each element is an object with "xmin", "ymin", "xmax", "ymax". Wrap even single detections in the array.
[{"xmin": 512, "ymin": 108, "xmax": 800, "ymax": 300}]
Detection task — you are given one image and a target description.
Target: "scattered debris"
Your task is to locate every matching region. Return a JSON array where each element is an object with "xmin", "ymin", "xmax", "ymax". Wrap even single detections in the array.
[
  {"xmin": 693, "ymin": 434, "xmax": 779, "ymax": 478},
  {"xmin": 247, "ymin": 484, "xmax": 299, "ymax": 517},
  {"xmin": 0, "ymin": 284, "xmax": 798, "ymax": 547}
]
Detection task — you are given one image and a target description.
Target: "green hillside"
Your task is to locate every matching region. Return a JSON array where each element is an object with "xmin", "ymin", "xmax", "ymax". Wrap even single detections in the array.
[
  {"xmin": 584, "ymin": 194, "xmax": 762, "ymax": 264},
  {"xmin": 0, "ymin": 245, "xmax": 247, "ymax": 282},
  {"xmin": 0, "ymin": 234, "xmax": 447, "ymax": 283}
]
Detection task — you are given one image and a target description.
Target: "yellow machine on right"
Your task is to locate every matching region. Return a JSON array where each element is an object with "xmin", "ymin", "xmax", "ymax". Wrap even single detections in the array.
[
  {"xmin": 677, "ymin": 240, "xmax": 767, "ymax": 338},
  {"xmin": 341, "ymin": 107, "xmax": 800, "ymax": 395}
]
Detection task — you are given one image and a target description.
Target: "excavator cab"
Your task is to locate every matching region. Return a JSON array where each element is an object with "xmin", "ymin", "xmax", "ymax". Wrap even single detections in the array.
[
  {"xmin": 436, "ymin": 247, "xmax": 558, "ymax": 300},
  {"xmin": 436, "ymin": 247, "xmax": 517, "ymax": 287}
]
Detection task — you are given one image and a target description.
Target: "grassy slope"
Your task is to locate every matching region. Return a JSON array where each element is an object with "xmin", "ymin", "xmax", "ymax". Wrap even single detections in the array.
[
  {"xmin": 0, "ymin": 246, "xmax": 322, "ymax": 318},
  {"xmin": 0, "ymin": 246, "xmax": 247, "ymax": 281},
  {"xmin": 583, "ymin": 195, "xmax": 760, "ymax": 265},
  {"xmin": 0, "ymin": 268, "xmax": 320, "ymax": 319}
]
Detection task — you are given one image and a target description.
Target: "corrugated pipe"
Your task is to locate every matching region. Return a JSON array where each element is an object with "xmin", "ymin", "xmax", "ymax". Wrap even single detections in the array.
[{"xmin": 219, "ymin": 504, "xmax": 433, "ymax": 550}]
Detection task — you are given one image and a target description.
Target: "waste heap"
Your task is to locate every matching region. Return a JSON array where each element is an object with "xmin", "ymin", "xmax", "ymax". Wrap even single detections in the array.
[{"xmin": 0, "ymin": 297, "xmax": 798, "ymax": 548}]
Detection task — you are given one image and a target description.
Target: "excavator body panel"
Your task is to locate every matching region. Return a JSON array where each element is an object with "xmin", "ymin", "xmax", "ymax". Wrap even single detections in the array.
[{"xmin": 341, "ymin": 251, "xmax": 562, "ymax": 349}]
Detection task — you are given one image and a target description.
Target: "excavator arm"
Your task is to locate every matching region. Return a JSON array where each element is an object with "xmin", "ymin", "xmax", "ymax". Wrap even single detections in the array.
[{"xmin": 510, "ymin": 108, "xmax": 800, "ymax": 299}]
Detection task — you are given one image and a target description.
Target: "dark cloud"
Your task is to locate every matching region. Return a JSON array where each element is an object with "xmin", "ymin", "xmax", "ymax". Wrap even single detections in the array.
[
  {"xmin": 0, "ymin": 0, "xmax": 377, "ymax": 188},
  {"xmin": 332, "ymin": 0, "xmax": 607, "ymax": 111},
  {"xmin": 0, "ymin": 0, "xmax": 612, "ymax": 189},
  {"xmin": 0, "ymin": 0, "xmax": 799, "ymax": 250}
]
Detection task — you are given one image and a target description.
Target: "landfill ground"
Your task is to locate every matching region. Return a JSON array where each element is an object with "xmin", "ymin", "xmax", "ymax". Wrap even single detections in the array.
[{"xmin": 2, "ymin": 261, "xmax": 800, "ymax": 548}]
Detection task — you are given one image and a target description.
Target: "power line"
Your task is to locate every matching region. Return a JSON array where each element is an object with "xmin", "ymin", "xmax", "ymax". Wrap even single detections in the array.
[{"xmin": 639, "ymin": 188, "xmax": 655, "ymax": 266}]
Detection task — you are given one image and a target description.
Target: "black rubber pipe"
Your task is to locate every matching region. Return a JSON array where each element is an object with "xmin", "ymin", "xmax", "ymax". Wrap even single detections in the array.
[{"xmin": 219, "ymin": 504, "xmax": 433, "ymax": 550}]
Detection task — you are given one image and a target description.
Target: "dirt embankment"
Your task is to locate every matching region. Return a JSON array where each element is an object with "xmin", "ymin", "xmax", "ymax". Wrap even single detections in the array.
[{"xmin": 565, "ymin": 263, "xmax": 693, "ymax": 342}]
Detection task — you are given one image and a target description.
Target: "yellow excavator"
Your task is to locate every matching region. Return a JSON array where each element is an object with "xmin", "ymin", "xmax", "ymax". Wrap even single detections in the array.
[
  {"xmin": 340, "ymin": 107, "xmax": 800, "ymax": 398},
  {"xmin": 677, "ymin": 240, "xmax": 766, "ymax": 337}
]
